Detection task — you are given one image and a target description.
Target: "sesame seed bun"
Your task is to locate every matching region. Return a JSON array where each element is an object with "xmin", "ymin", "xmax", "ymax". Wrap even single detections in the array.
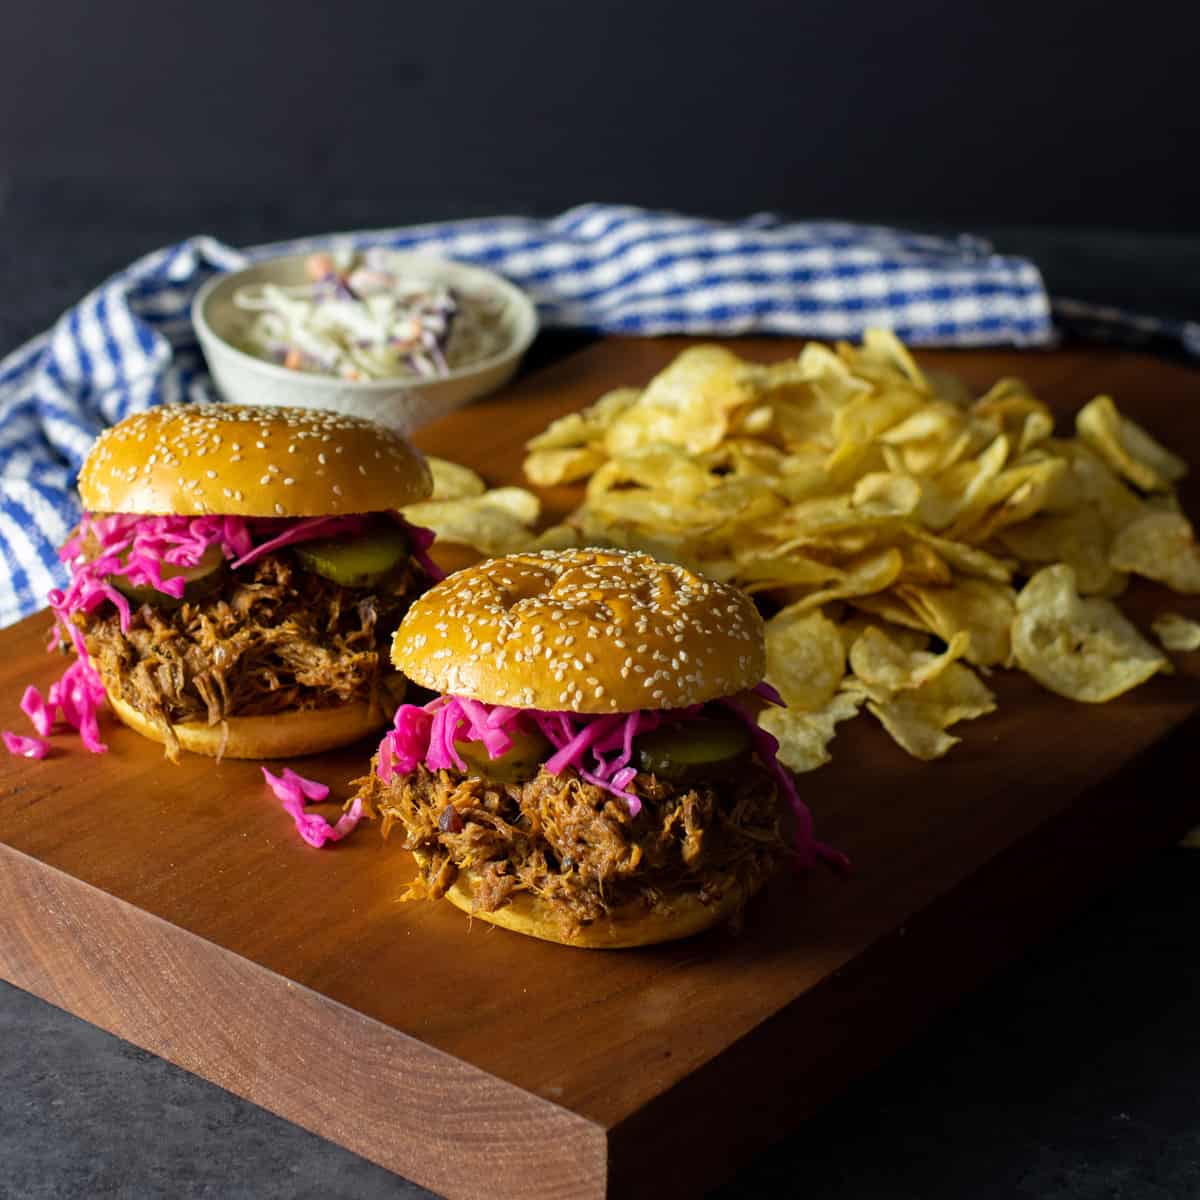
[
  {"xmin": 78, "ymin": 404, "xmax": 432, "ymax": 517},
  {"xmin": 391, "ymin": 548, "xmax": 765, "ymax": 713},
  {"xmin": 105, "ymin": 690, "xmax": 390, "ymax": 759},
  {"xmin": 419, "ymin": 849, "xmax": 767, "ymax": 949}
]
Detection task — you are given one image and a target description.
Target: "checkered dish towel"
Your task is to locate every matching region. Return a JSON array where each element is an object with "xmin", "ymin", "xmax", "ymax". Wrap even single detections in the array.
[{"xmin": 1, "ymin": 203, "xmax": 1196, "ymax": 628}]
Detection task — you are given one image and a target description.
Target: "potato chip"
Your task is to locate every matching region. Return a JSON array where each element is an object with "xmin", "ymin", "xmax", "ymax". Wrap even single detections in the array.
[
  {"xmin": 1152, "ymin": 613, "xmax": 1200, "ymax": 653},
  {"xmin": 944, "ymin": 456, "xmax": 1066, "ymax": 544},
  {"xmin": 897, "ymin": 578, "xmax": 1017, "ymax": 666},
  {"xmin": 896, "ymin": 540, "xmax": 954, "ymax": 586},
  {"xmin": 844, "ymin": 329, "xmax": 929, "ymax": 391},
  {"xmin": 865, "ymin": 700, "xmax": 956, "ymax": 761},
  {"xmin": 877, "ymin": 405, "xmax": 963, "ymax": 447},
  {"xmin": 917, "ymin": 435, "xmax": 1010, "ymax": 529},
  {"xmin": 885, "ymin": 432, "xmax": 971, "ymax": 479},
  {"xmin": 1012, "ymin": 564, "xmax": 1167, "ymax": 702},
  {"xmin": 746, "ymin": 361, "xmax": 843, "ymax": 449},
  {"xmin": 825, "ymin": 388, "xmax": 926, "ymax": 479},
  {"xmin": 865, "ymin": 660, "xmax": 997, "ymax": 761},
  {"xmin": 526, "ymin": 387, "xmax": 639, "ymax": 452},
  {"xmin": 1018, "ymin": 411, "xmax": 1055, "ymax": 455},
  {"xmin": 1076, "ymin": 395, "xmax": 1186, "ymax": 493},
  {"xmin": 846, "ymin": 623, "xmax": 997, "ymax": 759},
  {"xmin": 852, "ymin": 472, "xmax": 922, "ymax": 515},
  {"xmin": 588, "ymin": 447, "xmax": 716, "ymax": 502},
  {"xmin": 998, "ymin": 507, "xmax": 1119, "ymax": 595},
  {"xmin": 764, "ymin": 608, "xmax": 846, "ymax": 711},
  {"xmin": 734, "ymin": 553, "xmax": 844, "ymax": 595},
  {"xmin": 971, "ymin": 378, "xmax": 1053, "ymax": 448},
  {"xmin": 604, "ymin": 347, "xmax": 755, "ymax": 456},
  {"xmin": 426, "ymin": 456, "xmax": 487, "ymax": 501},
  {"xmin": 1043, "ymin": 442, "xmax": 1146, "ymax": 533},
  {"xmin": 758, "ymin": 689, "xmax": 863, "ymax": 773},
  {"xmin": 523, "ymin": 446, "xmax": 608, "ymax": 487},
  {"xmin": 1109, "ymin": 512, "xmax": 1200, "ymax": 593},
  {"xmin": 401, "ymin": 488, "xmax": 541, "ymax": 557},
  {"xmin": 848, "ymin": 590, "xmax": 930, "ymax": 634},
  {"xmin": 836, "ymin": 613, "xmax": 928, "ymax": 657},
  {"xmin": 876, "ymin": 403, "xmax": 975, "ymax": 477},
  {"xmin": 775, "ymin": 547, "xmax": 905, "ymax": 613},
  {"xmin": 907, "ymin": 529, "xmax": 1014, "ymax": 583},
  {"xmin": 773, "ymin": 529, "xmax": 882, "ymax": 563},
  {"xmin": 735, "ymin": 404, "xmax": 775, "ymax": 436},
  {"xmin": 527, "ymin": 524, "xmax": 584, "ymax": 552},
  {"xmin": 849, "ymin": 626, "xmax": 971, "ymax": 696}
]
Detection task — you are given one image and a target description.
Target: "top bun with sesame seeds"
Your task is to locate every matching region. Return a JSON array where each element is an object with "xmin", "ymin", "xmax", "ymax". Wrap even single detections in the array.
[
  {"xmin": 390, "ymin": 547, "xmax": 765, "ymax": 713},
  {"xmin": 78, "ymin": 403, "xmax": 432, "ymax": 517}
]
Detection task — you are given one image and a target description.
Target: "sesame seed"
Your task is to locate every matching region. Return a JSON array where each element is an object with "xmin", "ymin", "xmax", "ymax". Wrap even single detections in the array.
[{"xmin": 391, "ymin": 548, "xmax": 761, "ymax": 712}]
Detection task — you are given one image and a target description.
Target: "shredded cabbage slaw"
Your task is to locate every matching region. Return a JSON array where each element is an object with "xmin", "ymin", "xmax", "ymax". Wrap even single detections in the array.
[
  {"xmin": 262, "ymin": 767, "xmax": 362, "ymax": 848},
  {"xmin": 5, "ymin": 510, "xmax": 440, "ymax": 758},
  {"xmin": 376, "ymin": 684, "xmax": 846, "ymax": 871},
  {"xmin": 233, "ymin": 250, "xmax": 508, "ymax": 382},
  {"xmin": 3, "ymin": 731, "xmax": 48, "ymax": 759}
]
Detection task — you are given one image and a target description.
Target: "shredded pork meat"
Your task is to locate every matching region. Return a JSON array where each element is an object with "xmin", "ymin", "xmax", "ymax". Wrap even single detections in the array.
[
  {"xmin": 356, "ymin": 760, "xmax": 786, "ymax": 931},
  {"xmin": 76, "ymin": 554, "xmax": 419, "ymax": 757}
]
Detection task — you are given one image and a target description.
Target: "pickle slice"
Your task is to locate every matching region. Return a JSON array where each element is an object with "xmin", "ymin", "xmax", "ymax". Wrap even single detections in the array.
[
  {"xmin": 455, "ymin": 728, "xmax": 552, "ymax": 784},
  {"xmin": 293, "ymin": 525, "xmax": 409, "ymax": 588},
  {"xmin": 635, "ymin": 718, "xmax": 751, "ymax": 782},
  {"xmin": 111, "ymin": 543, "xmax": 225, "ymax": 609}
]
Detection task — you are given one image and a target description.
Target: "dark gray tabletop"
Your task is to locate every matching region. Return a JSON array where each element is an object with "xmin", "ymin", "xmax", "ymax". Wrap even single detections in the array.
[{"xmin": 2, "ymin": 216, "xmax": 1199, "ymax": 1199}]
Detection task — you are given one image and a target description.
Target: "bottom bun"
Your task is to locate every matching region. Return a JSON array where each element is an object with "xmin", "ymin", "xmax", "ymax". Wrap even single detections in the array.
[
  {"xmin": 421, "ymin": 851, "xmax": 766, "ymax": 949},
  {"xmin": 106, "ymin": 691, "xmax": 390, "ymax": 760}
]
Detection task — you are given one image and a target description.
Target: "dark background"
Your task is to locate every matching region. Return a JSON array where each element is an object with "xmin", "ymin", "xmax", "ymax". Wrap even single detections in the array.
[
  {"xmin": 2, "ymin": 0, "xmax": 1200, "ymax": 354},
  {"xmin": 3, "ymin": 4, "xmax": 1200, "ymax": 1198}
]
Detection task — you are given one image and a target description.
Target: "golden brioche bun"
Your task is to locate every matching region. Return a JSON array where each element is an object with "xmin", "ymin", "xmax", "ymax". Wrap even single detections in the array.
[
  {"xmin": 417, "ymin": 851, "xmax": 766, "ymax": 949},
  {"xmin": 106, "ymin": 692, "xmax": 390, "ymax": 759},
  {"xmin": 392, "ymin": 548, "xmax": 764, "ymax": 713},
  {"xmin": 78, "ymin": 403, "xmax": 432, "ymax": 517}
]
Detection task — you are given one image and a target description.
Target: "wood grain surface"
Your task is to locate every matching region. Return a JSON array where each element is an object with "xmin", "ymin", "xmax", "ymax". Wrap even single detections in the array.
[{"xmin": 1, "ymin": 339, "xmax": 1199, "ymax": 1200}]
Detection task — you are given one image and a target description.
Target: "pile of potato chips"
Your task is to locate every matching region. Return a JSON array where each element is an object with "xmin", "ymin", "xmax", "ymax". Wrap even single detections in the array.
[
  {"xmin": 403, "ymin": 457, "xmax": 545, "ymax": 557},
  {"xmin": 516, "ymin": 331, "xmax": 1200, "ymax": 771}
]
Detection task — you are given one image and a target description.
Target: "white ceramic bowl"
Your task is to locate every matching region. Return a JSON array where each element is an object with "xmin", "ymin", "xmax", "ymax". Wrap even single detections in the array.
[{"xmin": 192, "ymin": 250, "xmax": 538, "ymax": 432}]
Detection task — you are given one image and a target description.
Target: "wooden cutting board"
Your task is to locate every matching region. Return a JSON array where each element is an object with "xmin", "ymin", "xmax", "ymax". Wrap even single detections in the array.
[{"xmin": 2, "ymin": 338, "xmax": 1199, "ymax": 1200}]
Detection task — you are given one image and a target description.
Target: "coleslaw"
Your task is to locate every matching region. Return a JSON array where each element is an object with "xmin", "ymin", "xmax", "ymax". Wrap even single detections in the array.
[{"xmin": 233, "ymin": 250, "xmax": 509, "ymax": 381}]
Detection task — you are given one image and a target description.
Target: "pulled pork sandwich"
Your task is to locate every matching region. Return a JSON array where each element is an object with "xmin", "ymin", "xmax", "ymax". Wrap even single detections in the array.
[
  {"xmin": 354, "ymin": 547, "xmax": 842, "ymax": 949},
  {"xmin": 35, "ymin": 403, "xmax": 439, "ymax": 761}
]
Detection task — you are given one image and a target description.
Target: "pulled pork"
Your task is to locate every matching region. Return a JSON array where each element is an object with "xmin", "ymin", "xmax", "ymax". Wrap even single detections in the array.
[
  {"xmin": 77, "ymin": 554, "xmax": 418, "ymax": 757},
  {"xmin": 356, "ymin": 761, "xmax": 786, "ymax": 932}
]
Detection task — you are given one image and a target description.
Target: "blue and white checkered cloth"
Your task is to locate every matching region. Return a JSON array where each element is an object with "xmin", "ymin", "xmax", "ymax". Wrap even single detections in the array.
[{"xmin": 1, "ymin": 203, "xmax": 1196, "ymax": 627}]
